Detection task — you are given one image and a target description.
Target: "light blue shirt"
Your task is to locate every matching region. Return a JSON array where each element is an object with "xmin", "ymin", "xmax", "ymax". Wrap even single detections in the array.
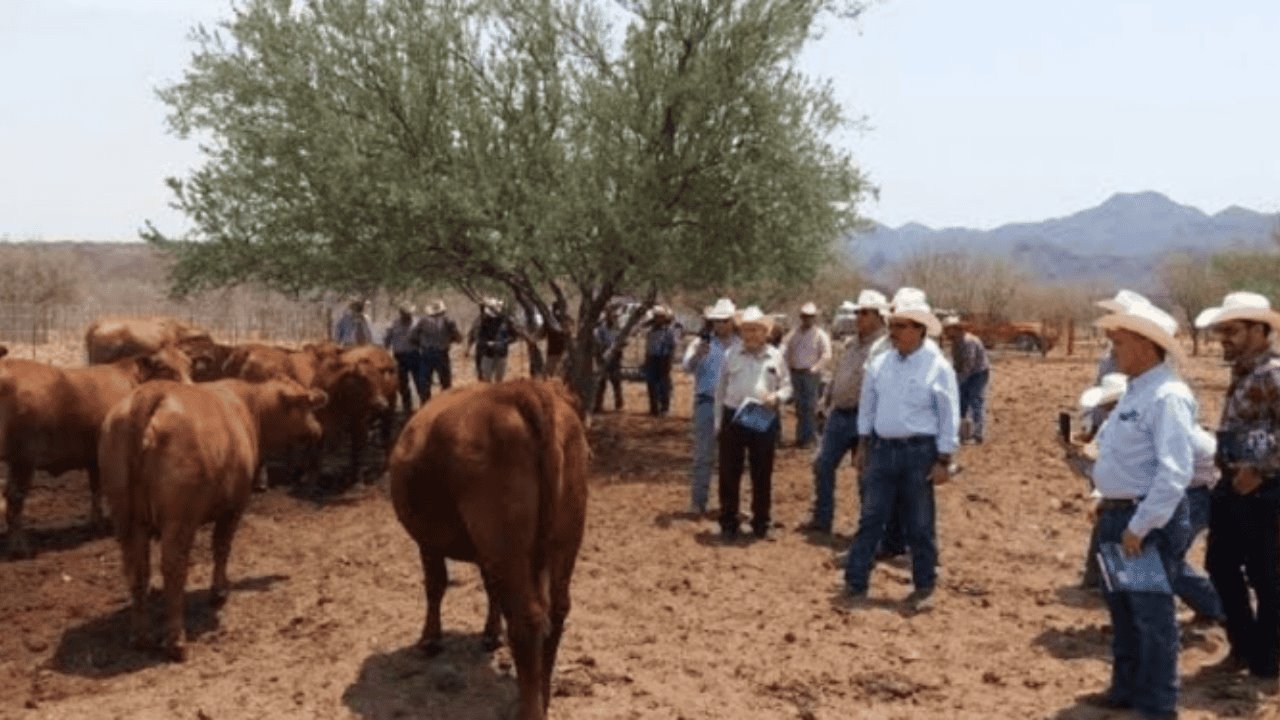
[
  {"xmin": 857, "ymin": 339, "xmax": 961, "ymax": 455},
  {"xmin": 683, "ymin": 335, "xmax": 739, "ymax": 398},
  {"xmin": 1092, "ymin": 363, "xmax": 1198, "ymax": 538}
]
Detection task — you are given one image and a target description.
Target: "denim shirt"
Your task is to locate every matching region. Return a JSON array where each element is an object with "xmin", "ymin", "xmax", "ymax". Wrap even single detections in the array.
[
  {"xmin": 683, "ymin": 335, "xmax": 739, "ymax": 399},
  {"xmin": 1093, "ymin": 362, "xmax": 1197, "ymax": 538},
  {"xmin": 857, "ymin": 340, "xmax": 960, "ymax": 455}
]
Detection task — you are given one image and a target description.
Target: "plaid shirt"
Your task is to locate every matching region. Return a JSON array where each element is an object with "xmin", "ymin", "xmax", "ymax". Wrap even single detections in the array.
[{"xmin": 1218, "ymin": 350, "xmax": 1280, "ymax": 474}]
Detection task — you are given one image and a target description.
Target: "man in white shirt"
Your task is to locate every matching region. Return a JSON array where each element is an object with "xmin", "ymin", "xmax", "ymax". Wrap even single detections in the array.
[
  {"xmin": 783, "ymin": 302, "xmax": 832, "ymax": 448},
  {"xmin": 843, "ymin": 289, "xmax": 959, "ymax": 612}
]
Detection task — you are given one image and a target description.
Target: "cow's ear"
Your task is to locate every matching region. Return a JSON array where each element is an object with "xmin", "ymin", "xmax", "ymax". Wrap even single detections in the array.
[{"xmin": 308, "ymin": 388, "xmax": 329, "ymax": 410}]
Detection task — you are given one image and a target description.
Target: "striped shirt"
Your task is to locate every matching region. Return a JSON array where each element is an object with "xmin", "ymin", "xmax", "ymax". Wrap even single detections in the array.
[
  {"xmin": 1092, "ymin": 362, "xmax": 1197, "ymax": 538},
  {"xmin": 858, "ymin": 340, "xmax": 961, "ymax": 455},
  {"xmin": 825, "ymin": 329, "xmax": 889, "ymax": 410},
  {"xmin": 784, "ymin": 326, "xmax": 833, "ymax": 372}
]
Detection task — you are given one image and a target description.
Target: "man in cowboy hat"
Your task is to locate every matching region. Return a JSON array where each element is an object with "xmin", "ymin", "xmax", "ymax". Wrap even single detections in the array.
[
  {"xmin": 844, "ymin": 288, "xmax": 959, "ymax": 612},
  {"xmin": 942, "ymin": 316, "xmax": 990, "ymax": 444},
  {"xmin": 1195, "ymin": 291, "xmax": 1280, "ymax": 684},
  {"xmin": 383, "ymin": 303, "xmax": 425, "ymax": 413},
  {"xmin": 469, "ymin": 297, "xmax": 517, "ymax": 382},
  {"xmin": 801, "ymin": 289, "xmax": 890, "ymax": 535},
  {"xmin": 784, "ymin": 302, "xmax": 833, "ymax": 448},
  {"xmin": 683, "ymin": 298, "xmax": 739, "ymax": 514},
  {"xmin": 714, "ymin": 306, "xmax": 791, "ymax": 538},
  {"xmin": 334, "ymin": 298, "xmax": 374, "ymax": 347},
  {"xmin": 411, "ymin": 300, "xmax": 463, "ymax": 400},
  {"xmin": 1093, "ymin": 289, "xmax": 1155, "ymax": 381},
  {"xmin": 1079, "ymin": 301, "xmax": 1197, "ymax": 718},
  {"xmin": 643, "ymin": 306, "xmax": 678, "ymax": 416}
]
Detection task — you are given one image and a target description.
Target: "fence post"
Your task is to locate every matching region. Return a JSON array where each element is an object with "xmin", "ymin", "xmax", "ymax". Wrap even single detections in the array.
[{"xmin": 1066, "ymin": 318, "xmax": 1075, "ymax": 357}]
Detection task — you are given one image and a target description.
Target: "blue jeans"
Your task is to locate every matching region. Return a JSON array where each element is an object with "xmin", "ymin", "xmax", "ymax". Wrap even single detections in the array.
[
  {"xmin": 1172, "ymin": 486, "xmax": 1223, "ymax": 620},
  {"xmin": 810, "ymin": 407, "xmax": 860, "ymax": 530},
  {"xmin": 959, "ymin": 369, "xmax": 989, "ymax": 441},
  {"xmin": 420, "ymin": 348, "xmax": 452, "ymax": 398},
  {"xmin": 643, "ymin": 355, "xmax": 672, "ymax": 414},
  {"xmin": 844, "ymin": 437, "xmax": 938, "ymax": 593},
  {"xmin": 690, "ymin": 396, "xmax": 717, "ymax": 511},
  {"xmin": 791, "ymin": 370, "xmax": 820, "ymax": 446},
  {"xmin": 1097, "ymin": 500, "xmax": 1190, "ymax": 716}
]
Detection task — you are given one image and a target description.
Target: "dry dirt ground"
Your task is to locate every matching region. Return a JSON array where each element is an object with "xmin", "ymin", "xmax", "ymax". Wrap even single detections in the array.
[{"xmin": 2, "ymin": 341, "xmax": 1279, "ymax": 719}]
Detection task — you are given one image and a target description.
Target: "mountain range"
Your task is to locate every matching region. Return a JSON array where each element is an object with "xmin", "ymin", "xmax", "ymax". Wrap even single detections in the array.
[{"xmin": 846, "ymin": 191, "xmax": 1278, "ymax": 285}]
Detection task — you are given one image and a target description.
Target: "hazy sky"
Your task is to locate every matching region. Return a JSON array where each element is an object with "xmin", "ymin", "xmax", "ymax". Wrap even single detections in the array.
[{"xmin": 2, "ymin": 0, "xmax": 1277, "ymax": 240}]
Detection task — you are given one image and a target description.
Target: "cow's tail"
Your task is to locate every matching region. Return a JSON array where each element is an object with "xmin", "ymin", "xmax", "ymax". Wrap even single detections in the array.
[
  {"xmin": 505, "ymin": 380, "xmax": 564, "ymax": 581},
  {"xmin": 104, "ymin": 389, "xmax": 169, "ymax": 536}
]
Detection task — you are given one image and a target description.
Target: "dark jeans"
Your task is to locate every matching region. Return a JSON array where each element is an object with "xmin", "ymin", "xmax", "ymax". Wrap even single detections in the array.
[
  {"xmin": 393, "ymin": 351, "xmax": 425, "ymax": 412},
  {"xmin": 958, "ymin": 369, "xmax": 989, "ymax": 441},
  {"xmin": 1096, "ymin": 500, "xmax": 1188, "ymax": 716},
  {"xmin": 1172, "ymin": 486, "xmax": 1223, "ymax": 620},
  {"xmin": 844, "ymin": 436, "xmax": 938, "ymax": 593},
  {"xmin": 420, "ymin": 348, "xmax": 452, "ymax": 398},
  {"xmin": 810, "ymin": 407, "xmax": 859, "ymax": 530},
  {"xmin": 1207, "ymin": 484, "xmax": 1280, "ymax": 678},
  {"xmin": 644, "ymin": 355, "xmax": 672, "ymax": 415},
  {"xmin": 791, "ymin": 369, "xmax": 820, "ymax": 446},
  {"xmin": 718, "ymin": 408, "xmax": 778, "ymax": 535},
  {"xmin": 595, "ymin": 363, "xmax": 623, "ymax": 412}
]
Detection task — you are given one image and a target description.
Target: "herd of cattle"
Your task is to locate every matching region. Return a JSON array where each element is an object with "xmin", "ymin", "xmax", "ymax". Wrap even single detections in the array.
[{"xmin": 0, "ymin": 317, "xmax": 589, "ymax": 720}]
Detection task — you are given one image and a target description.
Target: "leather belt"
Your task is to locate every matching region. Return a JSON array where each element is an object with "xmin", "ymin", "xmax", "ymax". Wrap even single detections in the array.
[{"xmin": 1098, "ymin": 497, "xmax": 1141, "ymax": 511}]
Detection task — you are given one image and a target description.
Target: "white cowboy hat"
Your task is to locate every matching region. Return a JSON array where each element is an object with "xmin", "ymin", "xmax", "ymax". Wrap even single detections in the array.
[
  {"xmin": 1095, "ymin": 289, "xmax": 1153, "ymax": 314},
  {"xmin": 1094, "ymin": 302, "xmax": 1184, "ymax": 361},
  {"xmin": 837, "ymin": 299, "xmax": 858, "ymax": 314},
  {"xmin": 1193, "ymin": 291, "xmax": 1280, "ymax": 331},
  {"xmin": 853, "ymin": 289, "xmax": 889, "ymax": 311},
  {"xmin": 397, "ymin": 302, "xmax": 417, "ymax": 315},
  {"xmin": 705, "ymin": 298, "xmax": 736, "ymax": 321},
  {"xmin": 738, "ymin": 305, "xmax": 772, "ymax": 329},
  {"xmin": 1080, "ymin": 372, "xmax": 1128, "ymax": 410},
  {"xmin": 889, "ymin": 288, "xmax": 941, "ymax": 337},
  {"xmin": 799, "ymin": 302, "xmax": 819, "ymax": 316},
  {"xmin": 942, "ymin": 315, "xmax": 963, "ymax": 329},
  {"xmin": 425, "ymin": 300, "xmax": 447, "ymax": 316}
]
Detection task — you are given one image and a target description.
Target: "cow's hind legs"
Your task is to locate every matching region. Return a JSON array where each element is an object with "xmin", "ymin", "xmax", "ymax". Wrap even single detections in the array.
[
  {"xmin": 120, "ymin": 527, "xmax": 152, "ymax": 650},
  {"xmin": 159, "ymin": 527, "xmax": 195, "ymax": 662},
  {"xmin": 209, "ymin": 510, "xmax": 243, "ymax": 609},
  {"xmin": 503, "ymin": 585, "xmax": 550, "ymax": 720},
  {"xmin": 541, "ymin": 568, "xmax": 572, "ymax": 713},
  {"xmin": 480, "ymin": 567, "xmax": 504, "ymax": 651},
  {"xmin": 417, "ymin": 549, "xmax": 448, "ymax": 656},
  {"xmin": 87, "ymin": 465, "xmax": 109, "ymax": 532}
]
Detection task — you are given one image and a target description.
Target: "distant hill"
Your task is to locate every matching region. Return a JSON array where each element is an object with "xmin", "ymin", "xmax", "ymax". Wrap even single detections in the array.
[{"xmin": 848, "ymin": 191, "xmax": 1278, "ymax": 285}]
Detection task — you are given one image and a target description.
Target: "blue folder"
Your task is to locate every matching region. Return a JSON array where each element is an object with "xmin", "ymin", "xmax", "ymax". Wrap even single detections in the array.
[
  {"xmin": 1096, "ymin": 542, "xmax": 1172, "ymax": 594},
  {"xmin": 732, "ymin": 399, "xmax": 777, "ymax": 433}
]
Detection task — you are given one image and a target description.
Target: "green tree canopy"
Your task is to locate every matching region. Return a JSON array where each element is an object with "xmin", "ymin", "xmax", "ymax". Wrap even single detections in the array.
[{"xmin": 145, "ymin": 0, "xmax": 872, "ymax": 398}]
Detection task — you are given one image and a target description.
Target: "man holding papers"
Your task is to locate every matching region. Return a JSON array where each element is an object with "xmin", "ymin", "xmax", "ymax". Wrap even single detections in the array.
[
  {"xmin": 714, "ymin": 306, "xmax": 791, "ymax": 539},
  {"xmin": 1082, "ymin": 301, "xmax": 1196, "ymax": 720}
]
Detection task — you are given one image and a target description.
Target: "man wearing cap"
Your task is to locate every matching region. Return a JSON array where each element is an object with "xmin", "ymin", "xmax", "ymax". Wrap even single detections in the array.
[
  {"xmin": 643, "ymin": 307, "xmax": 678, "ymax": 416},
  {"xmin": 942, "ymin": 317, "xmax": 991, "ymax": 444},
  {"xmin": 683, "ymin": 298, "xmax": 739, "ymax": 514},
  {"xmin": 411, "ymin": 300, "xmax": 462, "ymax": 400},
  {"xmin": 383, "ymin": 304, "xmax": 424, "ymax": 414},
  {"xmin": 784, "ymin": 303, "xmax": 833, "ymax": 448},
  {"xmin": 715, "ymin": 306, "xmax": 791, "ymax": 538},
  {"xmin": 1080, "ymin": 302, "xmax": 1196, "ymax": 719},
  {"xmin": 844, "ymin": 288, "xmax": 959, "ymax": 612},
  {"xmin": 1195, "ymin": 291, "xmax": 1280, "ymax": 683},
  {"xmin": 334, "ymin": 299, "xmax": 374, "ymax": 347},
  {"xmin": 801, "ymin": 290, "xmax": 890, "ymax": 535}
]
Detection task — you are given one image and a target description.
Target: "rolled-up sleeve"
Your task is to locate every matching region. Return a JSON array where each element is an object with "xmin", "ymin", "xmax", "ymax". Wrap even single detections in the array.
[
  {"xmin": 932, "ymin": 363, "xmax": 961, "ymax": 454},
  {"xmin": 1128, "ymin": 392, "xmax": 1196, "ymax": 538}
]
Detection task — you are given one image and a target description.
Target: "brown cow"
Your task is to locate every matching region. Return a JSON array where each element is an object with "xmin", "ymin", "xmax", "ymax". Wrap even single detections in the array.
[
  {"xmin": 175, "ymin": 336, "xmax": 237, "ymax": 382},
  {"xmin": 0, "ymin": 347, "xmax": 192, "ymax": 557},
  {"xmin": 98, "ymin": 378, "xmax": 327, "ymax": 660},
  {"xmin": 389, "ymin": 379, "xmax": 588, "ymax": 720},
  {"xmin": 85, "ymin": 317, "xmax": 207, "ymax": 365},
  {"xmin": 308, "ymin": 349, "xmax": 393, "ymax": 484}
]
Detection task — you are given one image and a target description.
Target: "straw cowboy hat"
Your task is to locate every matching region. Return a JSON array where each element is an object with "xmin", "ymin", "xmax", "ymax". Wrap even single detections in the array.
[
  {"xmin": 1094, "ymin": 301, "xmax": 1184, "ymax": 361},
  {"xmin": 889, "ymin": 287, "xmax": 942, "ymax": 337},
  {"xmin": 852, "ymin": 289, "xmax": 889, "ymax": 313},
  {"xmin": 1095, "ymin": 289, "xmax": 1153, "ymax": 314},
  {"xmin": 704, "ymin": 298, "xmax": 736, "ymax": 321},
  {"xmin": 1080, "ymin": 372, "xmax": 1128, "ymax": 410},
  {"xmin": 425, "ymin": 300, "xmax": 447, "ymax": 316},
  {"xmin": 942, "ymin": 315, "xmax": 964, "ymax": 330},
  {"xmin": 799, "ymin": 302, "xmax": 819, "ymax": 317},
  {"xmin": 738, "ymin": 306, "xmax": 772, "ymax": 330},
  {"xmin": 1193, "ymin": 291, "xmax": 1280, "ymax": 332}
]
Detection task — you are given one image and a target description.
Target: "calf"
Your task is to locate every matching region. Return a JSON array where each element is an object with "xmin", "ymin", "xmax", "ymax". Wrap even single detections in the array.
[
  {"xmin": 85, "ymin": 317, "xmax": 206, "ymax": 364},
  {"xmin": 98, "ymin": 378, "xmax": 326, "ymax": 660},
  {"xmin": 389, "ymin": 379, "xmax": 588, "ymax": 720},
  {"xmin": 0, "ymin": 347, "xmax": 191, "ymax": 557},
  {"xmin": 309, "ymin": 351, "xmax": 392, "ymax": 484}
]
